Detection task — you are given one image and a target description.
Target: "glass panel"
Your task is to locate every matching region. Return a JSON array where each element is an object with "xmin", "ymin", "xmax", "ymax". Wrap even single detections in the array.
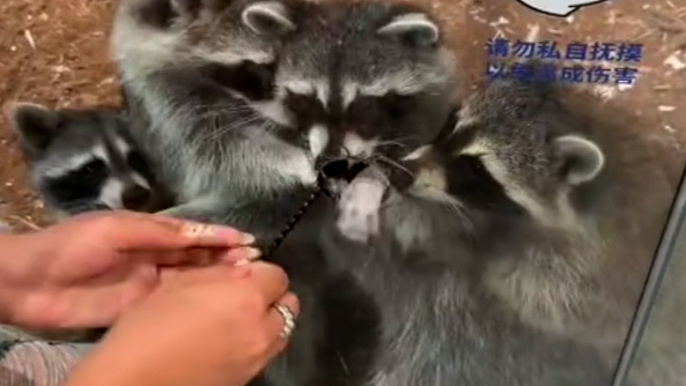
[
  {"xmin": 453, "ymin": 1, "xmax": 686, "ymax": 385},
  {"xmin": 624, "ymin": 174, "xmax": 686, "ymax": 386}
]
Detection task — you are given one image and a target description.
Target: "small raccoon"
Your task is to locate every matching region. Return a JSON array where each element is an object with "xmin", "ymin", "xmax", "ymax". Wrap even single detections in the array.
[
  {"xmin": 8, "ymin": 103, "xmax": 169, "ymax": 217},
  {"xmin": 331, "ymin": 78, "xmax": 679, "ymax": 385}
]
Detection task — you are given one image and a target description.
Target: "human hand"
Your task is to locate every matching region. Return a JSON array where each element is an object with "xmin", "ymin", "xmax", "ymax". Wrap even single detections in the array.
[
  {"xmin": 0, "ymin": 210, "xmax": 259, "ymax": 329},
  {"xmin": 65, "ymin": 262, "xmax": 299, "ymax": 386}
]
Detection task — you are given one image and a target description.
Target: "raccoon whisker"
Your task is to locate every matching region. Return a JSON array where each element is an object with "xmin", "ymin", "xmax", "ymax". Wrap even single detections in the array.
[
  {"xmin": 192, "ymin": 104, "xmax": 255, "ymax": 115},
  {"xmin": 374, "ymin": 141, "xmax": 407, "ymax": 149},
  {"xmin": 262, "ymin": 120, "xmax": 285, "ymax": 135},
  {"xmin": 371, "ymin": 154, "xmax": 414, "ymax": 179},
  {"xmin": 442, "ymin": 200, "xmax": 475, "ymax": 236},
  {"xmin": 201, "ymin": 114, "xmax": 262, "ymax": 143},
  {"xmin": 211, "ymin": 117, "xmax": 261, "ymax": 139},
  {"xmin": 373, "ymin": 137, "xmax": 416, "ymax": 149}
]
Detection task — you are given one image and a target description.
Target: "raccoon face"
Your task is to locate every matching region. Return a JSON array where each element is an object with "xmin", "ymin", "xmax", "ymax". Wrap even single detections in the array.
[
  {"xmin": 399, "ymin": 80, "xmax": 605, "ymax": 228},
  {"xmin": 9, "ymin": 104, "xmax": 162, "ymax": 216},
  {"xmin": 273, "ymin": 0, "xmax": 457, "ymax": 170},
  {"xmin": 113, "ymin": 0, "xmax": 301, "ymax": 124}
]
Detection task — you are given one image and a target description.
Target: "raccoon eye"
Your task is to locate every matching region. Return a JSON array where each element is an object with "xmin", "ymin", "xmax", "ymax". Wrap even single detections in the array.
[
  {"xmin": 450, "ymin": 155, "xmax": 488, "ymax": 181},
  {"xmin": 205, "ymin": 61, "xmax": 276, "ymax": 101},
  {"xmin": 283, "ymin": 91, "xmax": 326, "ymax": 125},
  {"xmin": 127, "ymin": 151, "xmax": 149, "ymax": 173},
  {"xmin": 379, "ymin": 93, "xmax": 415, "ymax": 119},
  {"xmin": 77, "ymin": 159, "xmax": 107, "ymax": 179}
]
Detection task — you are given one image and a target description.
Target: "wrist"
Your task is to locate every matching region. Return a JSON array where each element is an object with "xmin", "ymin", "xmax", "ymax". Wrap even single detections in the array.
[{"xmin": 65, "ymin": 337, "xmax": 162, "ymax": 386}]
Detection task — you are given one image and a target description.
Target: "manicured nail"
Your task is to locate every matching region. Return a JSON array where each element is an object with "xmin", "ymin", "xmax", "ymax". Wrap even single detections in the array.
[
  {"xmin": 234, "ymin": 258, "xmax": 250, "ymax": 266},
  {"xmin": 233, "ymin": 249, "xmax": 261, "ymax": 266},
  {"xmin": 244, "ymin": 247, "xmax": 262, "ymax": 259},
  {"xmin": 224, "ymin": 247, "xmax": 262, "ymax": 266},
  {"xmin": 240, "ymin": 233, "xmax": 256, "ymax": 245},
  {"xmin": 212, "ymin": 227, "xmax": 255, "ymax": 245}
]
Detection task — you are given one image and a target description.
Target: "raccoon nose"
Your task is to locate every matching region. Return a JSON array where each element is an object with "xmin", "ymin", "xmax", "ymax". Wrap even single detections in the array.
[
  {"xmin": 321, "ymin": 159, "xmax": 351, "ymax": 179},
  {"xmin": 122, "ymin": 185, "xmax": 152, "ymax": 209},
  {"xmin": 321, "ymin": 159, "xmax": 368, "ymax": 182}
]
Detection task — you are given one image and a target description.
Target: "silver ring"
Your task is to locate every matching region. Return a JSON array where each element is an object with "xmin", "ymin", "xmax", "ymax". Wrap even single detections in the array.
[{"xmin": 274, "ymin": 303, "xmax": 296, "ymax": 338}]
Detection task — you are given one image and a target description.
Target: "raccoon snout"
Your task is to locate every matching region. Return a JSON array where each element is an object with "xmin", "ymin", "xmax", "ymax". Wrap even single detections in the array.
[{"xmin": 122, "ymin": 184, "xmax": 153, "ymax": 209}]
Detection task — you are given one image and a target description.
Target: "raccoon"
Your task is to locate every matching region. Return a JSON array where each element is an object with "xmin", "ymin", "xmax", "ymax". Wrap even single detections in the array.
[
  {"xmin": 331, "ymin": 78, "xmax": 679, "ymax": 385},
  {"xmin": 265, "ymin": 3, "xmax": 473, "ymax": 384},
  {"xmin": 111, "ymin": 0, "xmax": 317, "ymax": 239},
  {"xmin": 7, "ymin": 103, "xmax": 169, "ymax": 218}
]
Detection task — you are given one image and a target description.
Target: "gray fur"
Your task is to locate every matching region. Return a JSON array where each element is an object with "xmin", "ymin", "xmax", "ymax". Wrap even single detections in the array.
[{"xmin": 322, "ymin": 184, "xmax": 613, "ymax": 386}]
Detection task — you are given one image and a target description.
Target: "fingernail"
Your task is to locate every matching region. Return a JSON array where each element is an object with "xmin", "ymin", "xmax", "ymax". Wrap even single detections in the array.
[
  {"xmin": 233, "ymin": 248, "xmax": 262, "ymax": 266},
  {"xmin": 212, "ymin": 227, "xmax": 255, "ymax": 244},
  {"xmin": 245, "ymin": 247, "xmax": 262, "ymax": 260},
  {"xmin": 240, "ymin": 233, "xmax": 256, "ymax": 245},
  {"xmin": 225, "ymin": 247, "xmax": 262, "ymax": 266}
]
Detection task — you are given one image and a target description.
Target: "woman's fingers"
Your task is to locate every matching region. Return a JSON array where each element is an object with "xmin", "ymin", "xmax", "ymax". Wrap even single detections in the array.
[
  {"xmin": 103, "ymin": 211, "xmax": 256, "ymax": 251},
  {"xmin": 143, "ymin": 246, "xmax": 261, "ymax": 268}
]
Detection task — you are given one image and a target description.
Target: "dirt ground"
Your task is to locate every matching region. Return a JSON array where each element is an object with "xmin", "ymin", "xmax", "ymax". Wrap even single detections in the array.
[{"xmin": 1, "ymin": 0, "xmax": 685, "ymax": 232}]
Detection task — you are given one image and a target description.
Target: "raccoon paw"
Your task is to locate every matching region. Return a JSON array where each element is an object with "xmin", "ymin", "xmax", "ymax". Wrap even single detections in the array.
[{"xmin": 335, "ymin": 177, "xmax": 386, "ymax": 243}]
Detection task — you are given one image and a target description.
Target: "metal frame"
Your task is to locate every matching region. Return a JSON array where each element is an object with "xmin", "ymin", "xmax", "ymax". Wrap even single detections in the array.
[{"xmin": 611, "ymin": 166, "xmax": 686, "ymax": 386}]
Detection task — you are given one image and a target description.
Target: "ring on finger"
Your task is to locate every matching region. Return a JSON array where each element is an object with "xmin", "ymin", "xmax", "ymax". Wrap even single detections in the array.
[{"xmin": 274, "ymin": 303, "xmax": 296, "ymax": 338}]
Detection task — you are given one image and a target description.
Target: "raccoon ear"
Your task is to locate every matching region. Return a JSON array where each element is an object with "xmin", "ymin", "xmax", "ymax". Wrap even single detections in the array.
[
  {"xmin": 7, "ymin": 103, "xmax": 60, "ymax": 157},
  {"xmin": 242, "ymin": 1, "xmax": 296, "ymax": 36},
  {"xmin": 554, "ymin": 135, "xmax": 605, "ymax": 186},
  {"xmin": 377, "ymin": 13, "xmax": 440, "ymax": 47}
]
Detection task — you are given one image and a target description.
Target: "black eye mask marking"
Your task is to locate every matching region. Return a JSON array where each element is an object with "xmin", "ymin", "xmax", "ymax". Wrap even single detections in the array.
[
  {"xmin": 75, "ymin": 159, "xmax": 108, "ymax": 181},
  {"xmin": 43, "ymin": 159, "xmax": 109, "ymax": 204},
  {"xmin": 126, "ymin": 150, "xmax": 150, "ymax": 174},
  {"xmin": 135, "ymin": 0, "xmax": 177, "ymax": 29},
  {"xmin": 284, "ymin": 91, "xmax": 328, "ymax": 128},
  {"xmin": 203, "ymin": 61, "xmax": 277, "ymax": 101},
  {"xmin": 444, "ymin": 153, "xmax": 526, "ymax": 217}
]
